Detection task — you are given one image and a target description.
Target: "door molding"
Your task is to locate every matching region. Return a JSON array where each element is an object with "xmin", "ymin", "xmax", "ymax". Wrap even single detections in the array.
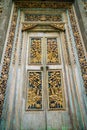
[{"xmin": 22, "ymin": 22, "xmax": 65, "ymax": 32}]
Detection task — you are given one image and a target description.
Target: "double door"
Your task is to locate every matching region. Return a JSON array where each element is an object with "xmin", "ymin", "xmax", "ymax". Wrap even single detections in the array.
[{"xmin": 24, "ymin": 32, "xmax": 69, "ymax": 130}]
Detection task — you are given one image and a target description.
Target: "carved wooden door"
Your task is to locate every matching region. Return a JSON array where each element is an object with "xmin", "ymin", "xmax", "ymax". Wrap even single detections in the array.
[{"xmin": 25, "ymin": 32, "xmax": 70, "ymax": 130}]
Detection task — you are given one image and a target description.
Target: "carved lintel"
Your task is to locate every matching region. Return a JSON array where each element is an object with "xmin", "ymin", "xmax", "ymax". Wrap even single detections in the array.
[
  {"xmin": 22, "ymin": 23, "xmax": 38, "ymax": 31},
  {"xmin": 50, "ymin": 23, "xmax": 65, "ymax": 31},
  {"xmin": 22, "ymin": 22, "xmax": 65, "ymax": 32}
]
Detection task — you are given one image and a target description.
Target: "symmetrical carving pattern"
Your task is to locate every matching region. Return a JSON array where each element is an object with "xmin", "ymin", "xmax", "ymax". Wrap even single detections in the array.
[
  {"xmin": 69, "ymin": 7, "xmax": 87, "ymax": 94},
  {"xmin": 29, "ymin": 38, "xmax": 42, "ymax": 64},
  {"xmin": 50, "ymin": 23, "xmax": 65, "ymax": 31},
  {"xmin": 22, "ymin": 23, "xmax": 37, "ymax": 31},
  {"xmin": 48, "ymin": 71, "xmax": 64, "ymax": 109},
  {"xmin": 25, "ymin": 14, "xmax": 62, "ymax": 22},
  {"xmin": 0, "ymin": 0, "xmax": 87, "ymax": 118},
  {"xmin": 47, "ymin": 38, "xmax": 60, "ymax": 64},
  {"xmin": 0, "ymin": 6, "xmax": 18, "ymax": 117},
  {"xmin": 15, "ymin": 1, "xmax": 72, "ymax": 9},
  {"xmin": 26, "ymin": 72, "xmax": 42, "ymax": 110}
]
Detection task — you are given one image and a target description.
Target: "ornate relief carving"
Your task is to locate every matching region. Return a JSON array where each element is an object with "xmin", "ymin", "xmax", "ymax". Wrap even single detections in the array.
[
  {"xmin": 26, "ymin": 71, "xmax": 42, "ymax": 110},
  {"xmin": 69, "ymin": 7, "xmax": 87, "ymax": 94},
  {"xmin": 47, "ymin": 38, "xmax": 60, "ymax": 64},
  {"xmin": 25, "ymin": 14, "xmax": 62, "ymax": 22},
  {"xmin": 50, "ymin": 23, "xmax": 65, "ymax": 31},
  {"xmin": 15, "ymin": 1, "xmax": 72, "ymax": 9},
  {"xmin": 48, "ymin": 70, "xmax": 64, "ymax": 109},
  {"xmin": 0, "ymin": 0, "xmax": 86, "ymax": 118},
  {"xmin": 22, "ymin": 23, "xmax": 37, "ymax": 31},
  {"xmin": 22, "ymin": 23, "xmax": 65, "ymax": 32},
  {"xmin": 29, "ymin": 38, "xmax": 42, "ymax": 64},
  {"xmin": 0, "ymin": 6, "xmax": 18, "ymax": 117}
]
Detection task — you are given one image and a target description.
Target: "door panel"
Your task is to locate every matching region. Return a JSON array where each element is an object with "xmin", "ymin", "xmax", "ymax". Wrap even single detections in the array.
[
  {"xmin": 26, "ymin": 71, "xmax": 42, "ymax": 110},
  {"xmin": 46, "ymin": 38, "xmax": 60, "ymax": 64},
  {"xmin": 22, "ymin": 32, "xmax": 72, "ymax": 130},
  {"xmin": 47, "ymin": 70, "xmax": 65, "ymax": 110},
  {"xmin": 29, "ymin": 38, "xmax": 42, "ymax": 64}
]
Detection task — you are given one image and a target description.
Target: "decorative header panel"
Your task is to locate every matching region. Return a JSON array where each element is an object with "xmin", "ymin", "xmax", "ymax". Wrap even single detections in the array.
[{"xmin": 14, "ymin": 0, "xmax": 74, "ymax": 2}]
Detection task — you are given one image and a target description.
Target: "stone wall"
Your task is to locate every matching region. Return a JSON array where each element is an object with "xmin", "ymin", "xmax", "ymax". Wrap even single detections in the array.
[
  {"xmin": 74, "ymin": 0, "xmax": 87, "ymax": 51},
  {"xmin": 0, "ymin": 0, "xmax": 12, "ymax": 62}
]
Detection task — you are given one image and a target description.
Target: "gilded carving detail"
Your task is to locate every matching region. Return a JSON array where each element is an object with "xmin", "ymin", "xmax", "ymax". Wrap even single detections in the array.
[
  {"xmin": 22, "ymin": 23, "xmax": 37, "ymax": 31},
  {"xmin": 0, "ymin": 0, "xmax": 86, "ymax": 118},
  {"xmin": 25, "ymin": 14, "xmax": 62, "ymax": 22},
  {"xmin": 0, "ymin": 7, "xmax": 18, "ymax": 117},
  {"xmin": 50, "ymin": 23, "xmax": 65, "ymax": 31},
  {"xmin": 47, "ymin": 38, "xmax": 60, "ymax": 64},
  {"xmin": 29, "ymin": 38, "xmax": 42, "ymax": 64},
  {"xmin": 15, "ymin": 2, "xmax": 72, "ymax": 9},
  {"xmin": 26, "ymin": 72, "xmax": 42, "ymax": 110},
  {"xmin": 48, "ymin": 71, "xmax": 64, "ymax": 109},
  {"xmin": 69, "ymin": 7, "xmax": 87, "ymax": 94}
]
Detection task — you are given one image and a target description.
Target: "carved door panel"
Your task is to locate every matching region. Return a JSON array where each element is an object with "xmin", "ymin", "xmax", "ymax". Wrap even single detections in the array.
[{"xmin": 25, "ymin": 32, "xmax": 70, "ymax": 130}]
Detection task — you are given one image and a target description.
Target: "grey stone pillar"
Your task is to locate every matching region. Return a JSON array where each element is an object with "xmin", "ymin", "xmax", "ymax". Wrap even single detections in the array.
[
  {"xmin": 0, "ymin": 0, "xmax": 12, "ymax": 62},
  {"xmin": 74, "ymin": 0, "xmax": 87, "ymax": 51}
]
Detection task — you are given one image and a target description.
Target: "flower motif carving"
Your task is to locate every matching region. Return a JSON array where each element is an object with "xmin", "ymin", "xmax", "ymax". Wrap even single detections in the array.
[
  {"xmin": 69, "ymin": 7, "xmax": 87, "ymax": 94},
  {"xmin": 48, "ymin": 71, "xmax": 64, "ymax": 109},
  {"xmin": 25, "ymin": 14, "xmax": 62, "ymax": 22}
]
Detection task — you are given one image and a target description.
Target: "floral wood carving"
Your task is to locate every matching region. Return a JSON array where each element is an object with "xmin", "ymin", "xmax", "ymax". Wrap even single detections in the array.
[
  {"xmin": 69, "ymin": 7, "xmax": 87, "ymax": 94},
  {"xmin": 22, "ymin": 23, "xmax": 65, "ymax": 32},
  {"xmin": 48, "ymin": 70, "xmax": 64, "ymax": 109},
  {"xmin": 15, "ymin": 1, "xmax": 72, "ymax": 9},
  {"xmin": 22, "ymin": 23, "xmax": 38, "ymax": 31},
  {"xmin": 50, "ymin": 23, "xmax": 65, "ymax": 31},
  {"xmin": 25, "ymin": 14, "xmax": 62, "ymax": 22},
  {"xmin": 0, "ymin": 6, "xmax": 18, "ymax": 117},
  {"xmin": 26, "ymin": 72, "xmax": 42, "ymax": 110},
  {"xmin": 0, "ymin": 1, "xmax": 87, "ymax": 119}
]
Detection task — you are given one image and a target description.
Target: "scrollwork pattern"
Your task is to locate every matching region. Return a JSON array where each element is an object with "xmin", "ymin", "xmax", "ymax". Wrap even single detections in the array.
[
  {"xmin": 29, "ymin": 38, "xmax": 42, "ymax": 64},
  {"xmin": 47, "ymin": 38, "xmax": 60, "ymax": 64},
  {"xmin": 0, "ymin": 6, "xmax": 18, "ymax": 117},
  {"xmin": 69, "ymin": 7, "xmax": 87, "ymax": 94},
  {"xmin": 48, "ymin": 71, "xmax": 64, "ymax": 109},
  {"xmin": 0, "ymin": 0, "xmax": 87, "ymax": 118},
  {"xmin": 25, "ymin": 14, "xmax": 62, "ymax": 22},
  {"xmin": 26, "ymin": 72, "xmax": 42, "ymax": 110},
  {"xmin": 15, "ymin": 1, "xmax": 72, "ymax": 9}
]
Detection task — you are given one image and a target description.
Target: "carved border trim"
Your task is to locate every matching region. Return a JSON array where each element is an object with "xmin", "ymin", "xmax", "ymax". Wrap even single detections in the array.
[
  {"xmin": 68, "ymin": 7, "xmax": 87, "ymax": 94},
  {"xmin": 0, "ymin": 6, "xmax": 18, "ymax": 117},
  {"xmin": 0, "ymin": 1, "xmax": 87, "ymax": 118},
  {"xmin": 22, "ymin": 23, "xmax": 65, "ymax": 31},
  {"xmin": 15, "ymin": 1, "xmax": 72, "ymax": 9}
]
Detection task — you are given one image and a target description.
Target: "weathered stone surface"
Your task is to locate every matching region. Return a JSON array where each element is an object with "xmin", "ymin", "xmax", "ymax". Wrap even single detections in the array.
[
  {"xmin": 0, "ymin": 0, "xmax": 12, "ymax": 62},
  {"xmin": 74, "ymin": 0, "xmax": 87, "ymax": 51}
]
